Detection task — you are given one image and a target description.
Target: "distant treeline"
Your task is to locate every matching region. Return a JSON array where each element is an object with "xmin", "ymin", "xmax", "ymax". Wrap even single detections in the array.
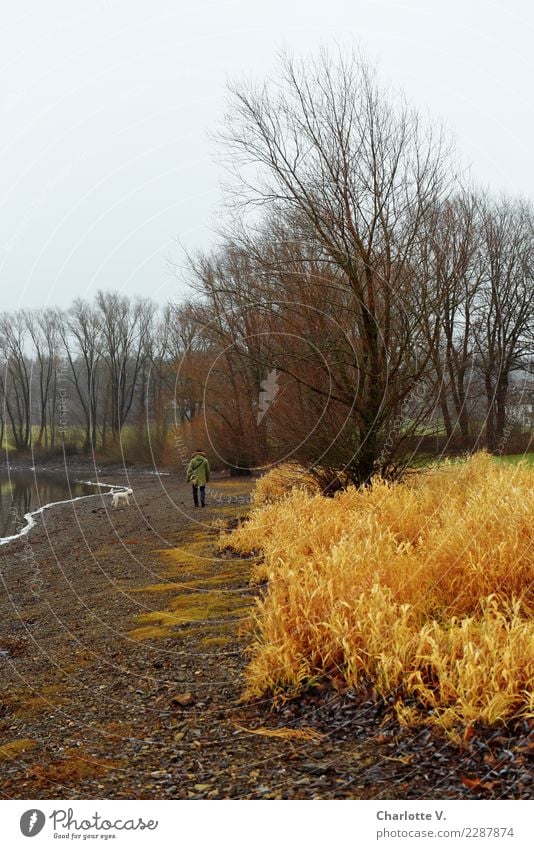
[{"xmin": 0, "ymin": 291, "xmax": 181, "ymax": 462}]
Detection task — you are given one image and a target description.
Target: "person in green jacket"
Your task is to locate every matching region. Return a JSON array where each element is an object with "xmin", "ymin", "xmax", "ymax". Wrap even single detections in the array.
[{"xmin": 186, "ymin": 449, "xmax": 210, "ymax": 507}]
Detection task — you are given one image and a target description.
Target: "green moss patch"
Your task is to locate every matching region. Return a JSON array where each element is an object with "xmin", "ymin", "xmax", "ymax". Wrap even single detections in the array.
[{"xmin": 0, "ymin": 739, "xmax": 38, "ymax": 760}]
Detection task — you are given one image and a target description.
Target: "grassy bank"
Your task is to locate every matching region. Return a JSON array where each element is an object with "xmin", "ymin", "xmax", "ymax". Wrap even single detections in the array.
[
  {"xmin": 228, "ymin": 453, "xmax": 533, "ymax": 736},
  {"xmin": 494, "ymin": 452, "xmax": 534, "ymax": 466}
]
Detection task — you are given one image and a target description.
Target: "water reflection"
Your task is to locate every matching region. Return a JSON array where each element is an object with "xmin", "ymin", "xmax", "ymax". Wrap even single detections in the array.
[{"xmin": 0, "ymin": 470, "xmax": 102, "ymax": 540}]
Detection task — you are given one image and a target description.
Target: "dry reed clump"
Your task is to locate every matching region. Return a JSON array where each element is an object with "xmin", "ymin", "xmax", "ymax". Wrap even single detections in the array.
[
  {"xmin": 229, "ymin": 453, "xmax": 534, "ymax": 732},
  {"xmin": 252, "ymin": 463, "xmax": 320, "ymax": 505}
]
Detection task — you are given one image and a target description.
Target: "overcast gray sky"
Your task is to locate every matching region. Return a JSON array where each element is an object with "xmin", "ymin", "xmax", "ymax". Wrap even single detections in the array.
[{"xmin": 1, "ymin": 0, "xmax": 532, "ymax": 311}]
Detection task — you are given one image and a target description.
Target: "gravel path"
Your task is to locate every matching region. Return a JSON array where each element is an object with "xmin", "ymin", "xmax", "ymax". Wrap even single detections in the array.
[{"xmin": 0, "ymin": 474, "xmax": 531, "ymax": 799}]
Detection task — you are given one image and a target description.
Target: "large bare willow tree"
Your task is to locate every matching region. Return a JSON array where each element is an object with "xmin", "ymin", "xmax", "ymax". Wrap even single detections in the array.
[{"xmin": 206, "ymin": 50, "xmax": 454, "ymax": 482}]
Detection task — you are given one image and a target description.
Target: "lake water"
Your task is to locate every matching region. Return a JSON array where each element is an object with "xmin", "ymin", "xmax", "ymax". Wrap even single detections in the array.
[{"xmin": 0, "ymin": 469, "xmax": 106, "ymax": 542}]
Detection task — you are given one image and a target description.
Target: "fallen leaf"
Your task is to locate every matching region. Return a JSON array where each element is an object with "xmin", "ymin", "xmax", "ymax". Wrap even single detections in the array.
[
  {"xmin": 372, "ymin": 733, "xmax": 391, "ymax": 745},
  {"xmin": 171, "ymin": 693, "xmax": 195, "ymax": 707},
  {"xmin": 463, "ymin": 724, "xmax": 475, "ymax": 745},
  {"xmin": 460, "ymin": 776, "xmax": 498, "ymax": 792}
]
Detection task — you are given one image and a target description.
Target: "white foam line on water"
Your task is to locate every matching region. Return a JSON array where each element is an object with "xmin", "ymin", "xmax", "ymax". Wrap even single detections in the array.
[
  {"xmin": 0, "ymin": 480, "xmax": 129, "ymax": 547},
  {"xmin": 74, "ymin": 480, "xmax": 121, "ymax": 489}
]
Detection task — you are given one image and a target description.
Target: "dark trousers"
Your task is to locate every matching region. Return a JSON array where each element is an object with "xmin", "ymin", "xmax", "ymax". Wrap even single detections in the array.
[{"xmin": 192, "ymin": 485, "xmax": 205, "ymax": 507}]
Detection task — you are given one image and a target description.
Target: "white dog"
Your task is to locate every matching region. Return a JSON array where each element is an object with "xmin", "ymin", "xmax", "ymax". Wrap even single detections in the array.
[{"xmin": 111, "ymin": 488, "xmax": 133, "ymax": 509}]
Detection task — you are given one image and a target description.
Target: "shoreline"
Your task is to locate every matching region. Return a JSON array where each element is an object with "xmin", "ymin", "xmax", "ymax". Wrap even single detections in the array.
[
  {"xmin": 0, "ymin": 468, "xmax": 251, "ymax": 548},
  {"xmin": 0, "ymin": 481, "xmax": 129, "ymax": 548},
  {"xmin": 0, "ymin": 460, "xmax": 175, "ymax": 476}
]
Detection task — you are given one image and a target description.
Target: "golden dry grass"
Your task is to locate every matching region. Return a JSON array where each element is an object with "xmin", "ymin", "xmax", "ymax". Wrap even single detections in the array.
[
  {"xmin": 229, "ymin": 453, "xmax": 534, "ymax": 732},
  {"xmin": 233, "ymin": 724, "xmax": 324, "ymax": 741},
  {"xmin": 252, "ymin": 463, "xmax": 320, "ymax": 505}
]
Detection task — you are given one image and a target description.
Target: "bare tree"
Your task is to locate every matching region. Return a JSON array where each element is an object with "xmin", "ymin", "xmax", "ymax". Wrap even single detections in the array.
[
  {"xmin": 24, "ymin": 308, "xmax": 59, "ymax": 448},
  {"xmin": 0, "ymin": 368, "xmax": 6, "ymax": 449},
  {"xmin": 207, "ymin": 50, "xmax": 453, "ymax": 482},
  {"xmin": 475, "ymin": 197, "xmax": 534, "ymax": 451},
  {"xmin": 0, "ymin": 312, "xmax": 32, "ymax": 450},
  {"xmin": 419, "ymin": 191, "xmax": 485, "ymax": 446},
  {"xmin": 58, "ymin": 299, "xmax": 102, "ymax": 451},
  {"xmin": 95, "ymin": 291, "xmax": 156, "ymax": 441}
]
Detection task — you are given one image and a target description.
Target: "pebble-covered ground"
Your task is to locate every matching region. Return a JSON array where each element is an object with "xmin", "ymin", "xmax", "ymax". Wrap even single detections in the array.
[{"xmin": 0, "ymin": 474, "xmax": 531, "ymax": 799}]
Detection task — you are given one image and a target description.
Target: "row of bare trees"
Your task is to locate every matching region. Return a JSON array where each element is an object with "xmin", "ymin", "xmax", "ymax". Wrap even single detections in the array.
[
  {"xmin": 0, "ymin": 293, "xmax": 179, "ymax": 458},
  {"xmin": 0, "ymin": 286, "xmax": 227, "ymax": 462},
  {"xmin": 179, "ymin": 195, "xmax": 532, "ymax": 480},
  {"xmin": 178, "ymin": 52, "xmax": 533, "ymax": 482},
  {"xmin": 0, "ymin": 218, "xmax": 531, "ymax": 473}
]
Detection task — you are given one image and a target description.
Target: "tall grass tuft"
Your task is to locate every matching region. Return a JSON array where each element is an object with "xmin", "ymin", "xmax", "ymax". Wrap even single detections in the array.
[
  {"xmin": 230, "ymin": 453, "xmax": 533, "ymax": 732},
  {"xmin": 252, "ymin": 463, "xmax": 320, "ymax": 505}
]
